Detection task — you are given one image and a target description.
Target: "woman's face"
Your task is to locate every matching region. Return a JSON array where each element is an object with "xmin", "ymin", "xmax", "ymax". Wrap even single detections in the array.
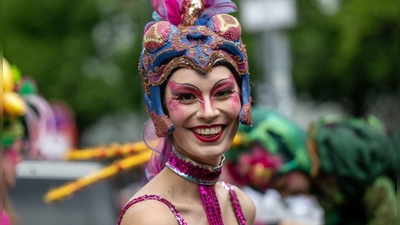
[
  {"xmin": 2, "ymin": 140, "xmax": 23, "ymax": 188},
  {"xmin": 165, "ymin": 66, "xmax": 241, "ymax": 166}
]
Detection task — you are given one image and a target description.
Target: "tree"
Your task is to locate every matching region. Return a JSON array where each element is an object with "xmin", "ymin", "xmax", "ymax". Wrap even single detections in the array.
[
  {"xmin": 290, "ymin": 0, "xmax": 397, "ymax": 116},
  {"xmin": 4, "ymin": 0, "xmax": 153, "ymax": 140}
]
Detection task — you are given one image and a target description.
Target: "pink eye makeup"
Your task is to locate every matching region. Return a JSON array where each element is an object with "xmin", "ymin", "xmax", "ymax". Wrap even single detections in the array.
[
  {"xmin": 211, "ymin": 76, "xmax": 238, "ymax": 100},
  {"xmin": 168, "ymin": 82, "xmax": 202, "ymax": 104}
]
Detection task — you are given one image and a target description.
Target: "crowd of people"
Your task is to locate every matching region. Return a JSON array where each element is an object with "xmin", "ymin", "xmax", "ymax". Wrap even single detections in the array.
[
  {"xmin": 222, "ymin": 106, "xmax": 397, "ymax": 225},
  {"xmin": 2, "ymin": 58, "xmax": 77, "ymax": 225},
  {"xmin": 3, "ymin": 0, "xmax": 398, "ymax": 225}
]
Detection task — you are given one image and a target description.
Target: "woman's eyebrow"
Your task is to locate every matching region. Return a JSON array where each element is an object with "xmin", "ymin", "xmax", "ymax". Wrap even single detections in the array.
[
  {"xmin": 171, "ymin": 82, "xmax": 201, "ymax": 92},
  {"xmin": 212, "ymin": 77, "xmax": 233, "ymax": 90}
]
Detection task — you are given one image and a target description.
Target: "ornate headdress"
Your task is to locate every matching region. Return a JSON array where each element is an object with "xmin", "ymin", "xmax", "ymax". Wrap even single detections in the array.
[{"xmin": 140, "ymin": 0, "xmax": 252, "ymax": 137}]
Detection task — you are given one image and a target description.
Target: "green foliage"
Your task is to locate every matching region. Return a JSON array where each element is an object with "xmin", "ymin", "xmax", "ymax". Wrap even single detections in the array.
[
  {"xmin": 4, "ymin": 0, "xmax": 153, "ymax": 135},
  {"xmin": 4, "ymin": 0, "xmax": 396, "ymax": 139},
  {"xmin": 290, "ymin": 0, "xmax": 397, "ymax": 115}
]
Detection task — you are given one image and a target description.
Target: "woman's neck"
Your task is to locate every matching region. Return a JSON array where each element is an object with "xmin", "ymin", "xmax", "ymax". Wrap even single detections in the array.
[{"xmin": 166, "ymin": 147, "xmax": 224, "ymax": 186}]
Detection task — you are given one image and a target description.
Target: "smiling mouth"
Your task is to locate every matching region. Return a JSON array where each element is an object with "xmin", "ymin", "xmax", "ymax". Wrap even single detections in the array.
[
  {"xmin": 192, "ymin": 126, "xmax": 225, "ymax": 142},
  {"xmin": 193, "ymin": 126, "xmax": 223, "ymax": 137}
]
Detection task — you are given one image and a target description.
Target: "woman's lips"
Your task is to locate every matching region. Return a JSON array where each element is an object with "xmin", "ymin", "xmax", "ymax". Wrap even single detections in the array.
[{"xmin": 191, "ymin": 125, "xmax": 225, "ymax": 142}]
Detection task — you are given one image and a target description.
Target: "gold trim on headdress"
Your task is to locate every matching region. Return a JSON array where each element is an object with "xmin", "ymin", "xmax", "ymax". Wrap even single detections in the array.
[{"xmin": 181, "ymin": 0, "xmax": 205, "ymax": 26}]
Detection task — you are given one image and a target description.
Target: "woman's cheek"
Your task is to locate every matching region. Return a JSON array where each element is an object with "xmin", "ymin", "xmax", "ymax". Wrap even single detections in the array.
[
  {"xmin": 167, "ymin": 100, "xmax": 191, "ymax": 122},
  {"xmin": 230, "ymin": 92, "xmax": 241, "ymax": 114},
  {"xmin": 168, "ymin": 99, "xmax": 181, "ymax": 111}
]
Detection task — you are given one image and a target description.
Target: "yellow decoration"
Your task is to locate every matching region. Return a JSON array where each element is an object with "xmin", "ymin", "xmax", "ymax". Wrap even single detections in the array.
[
  {"xmin": 3, "ymin": 58, "xmax": 14, "ymax": 92},
  {"xmin": 44, "ymin": 133, "xmax": 246, "ymax": 204},
  {"xmin": 3, "ymin": 92, "xmax": 27, "ymax": 117},
  {"xmin": 2, "ymin": 58, "xmax": 26, "ymax": 117},
  {"xmin": 232, "ymin": 133, "xmax": 243, "ymax": 148},
  {"xmin": 65, "ymin": 141, "xmax": 151, "ymax": 160},
  {"xmin": 44, "ymin": 150, "xmax": 152, "ymax": 203}
]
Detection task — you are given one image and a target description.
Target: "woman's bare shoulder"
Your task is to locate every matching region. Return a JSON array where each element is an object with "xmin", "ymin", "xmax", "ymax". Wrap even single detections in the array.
[
  {"xmin": 119, "ymin": 198, "xmax": 180, "ymax": 225},
  {"xmin": 230, "ymin": 184, "xmax": 256, "ymax": 225}
]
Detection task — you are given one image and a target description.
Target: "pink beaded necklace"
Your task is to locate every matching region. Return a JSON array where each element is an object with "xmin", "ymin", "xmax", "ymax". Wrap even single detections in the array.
[{"xmin": 166, "ymin": 147, "xmax": 226, "ymax": 225}]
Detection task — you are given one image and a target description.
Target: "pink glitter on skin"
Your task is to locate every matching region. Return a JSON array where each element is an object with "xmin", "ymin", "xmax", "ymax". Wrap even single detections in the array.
[{"xmin": 165, "ymin": 66, "xmax": 241, "ymax": 166}]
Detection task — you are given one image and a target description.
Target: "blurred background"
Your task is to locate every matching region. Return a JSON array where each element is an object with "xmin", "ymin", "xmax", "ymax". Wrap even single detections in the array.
[
  {"xmin": 3, "ymin": 0, "xmax": 397, "ymax": 224},
  {"xmin": 4, "ymin": 0, "xmax": 397, "ymax": 146}
]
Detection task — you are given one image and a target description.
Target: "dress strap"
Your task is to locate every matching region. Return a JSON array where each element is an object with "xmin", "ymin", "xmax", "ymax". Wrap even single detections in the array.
[
  {"xmin": 221, "ymin": 181, "xmax": 247, "ymax": 225},
  {"xmin": 117, "ymin": 194, "xmax": 187, "ymax": 225}
]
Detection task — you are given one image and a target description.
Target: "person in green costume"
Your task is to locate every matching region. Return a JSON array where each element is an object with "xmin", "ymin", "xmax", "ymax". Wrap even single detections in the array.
[
  {"xmin": 222, "ymin": 106, "xmax": 323, "ymax": 225},
  {"xmin": 223, "ymin": 105, "xmax": 398, "ymax": 225},
  {"xmin": 307, "ymin": 115, "xmax": 397, "ymax": 225}
]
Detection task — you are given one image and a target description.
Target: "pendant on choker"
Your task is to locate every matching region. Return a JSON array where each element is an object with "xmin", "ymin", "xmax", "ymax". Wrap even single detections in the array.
[{"xmin": 166, "ymin": 147, "xmax": 225, "ymax": 186}]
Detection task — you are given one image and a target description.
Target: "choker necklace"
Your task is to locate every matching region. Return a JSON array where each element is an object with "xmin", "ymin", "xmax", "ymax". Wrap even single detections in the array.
[
  {"xmin": 166, "ymin": 147, "xmax": 225, "ymax": 186},
  {"xmin": 166, "ymin": 147, "xmax": 226, "ymax": 225}
]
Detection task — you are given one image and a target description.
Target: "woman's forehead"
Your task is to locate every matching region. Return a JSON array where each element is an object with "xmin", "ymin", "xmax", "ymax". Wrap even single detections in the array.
[{"xmin": 169, "ymin": 66, "xmax": 234, "ymax": 82}]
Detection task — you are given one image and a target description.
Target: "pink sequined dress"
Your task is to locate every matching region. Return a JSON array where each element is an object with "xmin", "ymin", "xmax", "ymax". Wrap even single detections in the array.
[
  {"xmin": 117, "ymin": 181, "xmax": 245, "ymax": 225},
  {"xmin": 117, "ymin": 148, "xmax": 247, "ymax": 225}
]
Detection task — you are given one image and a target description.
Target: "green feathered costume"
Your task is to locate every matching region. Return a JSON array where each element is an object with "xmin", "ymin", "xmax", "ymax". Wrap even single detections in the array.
[
  {"xmin": 309, "ymin": 115, "xmax": 397, "ymax": 225},
  {"xmin": 227, "ymin": 106, "xmax": 397, "ymax": 225},
  {"xmin": 225, "ymin": 106, "xmax": 312, "ymax": 193}
]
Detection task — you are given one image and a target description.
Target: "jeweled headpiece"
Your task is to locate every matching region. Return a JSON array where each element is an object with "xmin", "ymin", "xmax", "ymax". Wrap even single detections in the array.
[{"xmin": 140, "ymin": 0, "xmax": 252, "ymax": 137}]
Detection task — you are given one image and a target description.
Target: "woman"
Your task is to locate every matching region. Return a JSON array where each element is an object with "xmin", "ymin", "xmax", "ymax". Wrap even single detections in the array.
[
  {"xmin": 118, "ymin": 0, "xmax": 255, "ymax": 224},
  {"xmin": 2, "ymin": 58, "xmax": 26, "ymax": 225},
  {"xmin": 2, "ymin": 58, "xmax": 55, "ymax": 225}
]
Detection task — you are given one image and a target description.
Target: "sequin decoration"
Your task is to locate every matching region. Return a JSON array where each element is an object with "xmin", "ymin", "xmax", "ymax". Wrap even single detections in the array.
[
  {"xmin": 144, "ymin": 21, "xmax": 172, "ymax": 52},
  {"xmin": 221, "ymin": 181, "xmax": 246, "ymax": 225},
  {"xmin": 165, "ymin": 147, "xmax": 224, "ymax": 185},
  {"xmin": 166, "ymin": 147, "xmax": 226, "ymax": 224},
  {"xmin": 181, "ymin": 0, "xmax": 205, "ymax": 26},
  {"xmin": 239, "ymin": 100, "xmax": 252, "ymax": 126},
  {"xmin": 199, "ymin": 185, "xmax": 224, "ymax": 225},
  {"xmin": 149, "ymin": 111, "xmax": 174, "ymax": 137},
  {"xmin": 117, "ymin": 146, "xmax": 248, "ymax": 225},
  {"xmin": 117, "ymin": 194, "xmax": 187, "ymax": 225},
  {"xmin": 211, "ymin": 14, "xmax": 242, "ymax": 41}
]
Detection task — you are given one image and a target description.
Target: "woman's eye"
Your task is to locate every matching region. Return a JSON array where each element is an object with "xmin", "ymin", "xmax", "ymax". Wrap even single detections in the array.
[
  {"xmin": 215, "ymin": 90, "xmax": 234, "ymax": 99},
  {"xmin": 177, "ymin": 93, "xmax": 197, "ymax": 103}
]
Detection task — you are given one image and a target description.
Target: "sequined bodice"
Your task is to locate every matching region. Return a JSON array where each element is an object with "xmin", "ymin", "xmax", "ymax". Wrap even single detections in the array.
[
  {"xmin": 117, "ymin": 181, "xmax": 245, "ymax": 225},
  {"xmin": 117, "ymin": 147, "xmax": 247, "ymax": 225}
]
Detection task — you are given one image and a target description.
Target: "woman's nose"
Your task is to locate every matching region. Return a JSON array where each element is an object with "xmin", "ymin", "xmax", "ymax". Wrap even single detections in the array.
[{"xmin": 196, "ymin": 98, "xmax": 219, "ymax": 120}]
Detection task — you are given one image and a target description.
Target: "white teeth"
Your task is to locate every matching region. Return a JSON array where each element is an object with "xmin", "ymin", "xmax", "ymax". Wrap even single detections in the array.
[{"xmin": 193, "ymin": 126, "xmax": 222, "ymax": 135}]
